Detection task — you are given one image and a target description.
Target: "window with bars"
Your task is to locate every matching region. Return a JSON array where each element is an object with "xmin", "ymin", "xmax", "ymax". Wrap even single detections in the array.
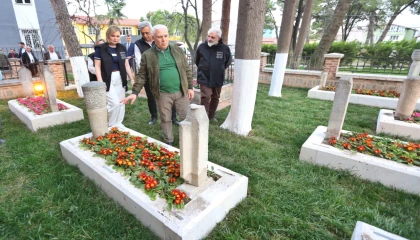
[
  {"xmin": 15, "ymin": 0, "xmax": 31, "ymax": 3},
  {"xmin": 390, "ymin": 36, "xmax": 399, "ymax": 41},
  {"xmin": 88, "ymin": 26, "xmax": 97, "ymax": 35},
  {"xmin": 20, "ymin": 29, "xmax": 42, "ymax": 49},
  {"xmin": 120, "ymin": 27, "xmax": 131, "ymax": 36}
]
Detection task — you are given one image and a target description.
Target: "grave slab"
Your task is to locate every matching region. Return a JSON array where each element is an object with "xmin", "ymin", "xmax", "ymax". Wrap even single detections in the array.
[
  {"xmin": 307, "ymin": 86, "xmax": 420, "ymax": 110},
  {"xmin": 60, "ymin": 126, "xmax": 248, "ymax": 240},
  {"xmin": 299, "ymin": 126, "xmax": 420, "ymax": 195},
  {"xmin": 8, "ymin": 99, "xmax": 84, "ymax": 132},
  {"xmin": 376, "ymin": 109, "xmax": 420, "ymax": 140},
  {"xmin": 351, "ymin": 221, "xmax": 408, "ymax": 240}
]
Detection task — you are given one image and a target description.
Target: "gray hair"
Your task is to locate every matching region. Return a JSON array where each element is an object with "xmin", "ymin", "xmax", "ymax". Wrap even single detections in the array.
[
  {"xmin": 152, "ymin": 24, "xmax": 168, "ymax": 35},
  {"xmin": 138, "ymin": 21, "xmax": 152, "ymax": 31},
  {"xmin": 47, "ymin": 45, "xmax": 54, "ymax": 49},
  {"xmin": 208, "ymin": 28, "xmax": 222, "ymax": 38}
]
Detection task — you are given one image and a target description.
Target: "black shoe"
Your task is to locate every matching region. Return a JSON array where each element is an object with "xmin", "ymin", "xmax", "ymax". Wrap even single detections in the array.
[
  {"xmin": 172, "ymin": 119, "xmax": 180, "ymax": 126},
  {"xmin": 148, "ymin": 117, "xmax": 157, "ymax": 125}
]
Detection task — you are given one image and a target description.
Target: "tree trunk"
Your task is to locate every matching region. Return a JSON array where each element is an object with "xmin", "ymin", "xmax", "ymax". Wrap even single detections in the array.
[
  {"xmin": 309, "ymin": 0, "xmax": 351, "ymax": 70},
  {"xmin": 292, "ymin": 0, "xmax": 313, "ymax": 69},
  {"xmin": 50, "ymin": 0, "xmax": 89, "ymax": 98},
  {"xmin": 221, "ymin": 0, "xmax": 231, "ymax": 44},
  {"xmin": 220, "ymin": 0, "xmax": 266, "ymax": 136},
  {"xmin": 365, "ymin": 10, "xmax": 375, "ymax": 45},
  {"xmin": 201, "ymin": 0, "xmax": 212, "ymax": 42},
  {"xmin": 291, "ymin": 0, "xmax": 304, "ymax": 53},
  {"xmin": 268, "ymin": 0, "xmax": 298, "ymax": 97}
]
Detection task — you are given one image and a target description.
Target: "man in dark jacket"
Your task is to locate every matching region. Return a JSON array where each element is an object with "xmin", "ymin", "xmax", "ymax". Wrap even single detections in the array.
[
  {"xmin": 134, "ymin": 21, "xmax": 178, "ymax": 125},
  {"xmin": 21, "ymin": 46, "xmax": 39, "ymax": 77},
  {"xmin": 195, "ymin": 27, "xmax": 232, "ymax": 122},
  {"xmin": 44, "ymin": 45, "xmax": 62, "ymax": 61},
  {"xmin": 122, "ymin": 24, "xmax": 194, "ymax": 146},
  {"xmin": 18, "ymin": 42, "xmax": 26, "ymax": 58}
]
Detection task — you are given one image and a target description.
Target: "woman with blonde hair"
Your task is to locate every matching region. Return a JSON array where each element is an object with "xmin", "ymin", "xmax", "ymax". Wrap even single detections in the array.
[{"xmin": 94, "ymin": 26, "xmax": 134, "ymax": 127}]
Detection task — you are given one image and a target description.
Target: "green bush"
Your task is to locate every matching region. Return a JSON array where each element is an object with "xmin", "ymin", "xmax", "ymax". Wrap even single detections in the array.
[{"xmin": 261, "ymin": 44, "xmax": 277, "ymax": 56}]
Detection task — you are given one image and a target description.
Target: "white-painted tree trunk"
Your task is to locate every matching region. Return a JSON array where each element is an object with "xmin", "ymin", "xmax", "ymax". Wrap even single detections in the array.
[
  {"xmin": 70, "ymin": 56, "xmax": 90, "ymax": 98},
  {"xmin": 268, "ymin": 53, "xmax": 288, "ymax": 97},
  {"xmin": 220, "ymin": 59, "xmax": 260, "ymax": 136}
]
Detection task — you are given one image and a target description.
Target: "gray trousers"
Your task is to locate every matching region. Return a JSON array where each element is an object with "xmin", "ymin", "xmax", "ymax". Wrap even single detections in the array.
[{"xmin": 156, "ymin": 91, "xmax": 189, "ymax": 142}]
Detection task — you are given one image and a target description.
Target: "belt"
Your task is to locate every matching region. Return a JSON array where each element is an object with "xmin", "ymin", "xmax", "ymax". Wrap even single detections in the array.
[{"xmin": 112, "ymin": 70, "xmax": 120, "ymax": 72}]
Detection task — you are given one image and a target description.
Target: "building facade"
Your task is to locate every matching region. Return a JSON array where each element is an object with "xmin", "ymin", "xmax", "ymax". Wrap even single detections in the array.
[{"xmin": 0, "ymin": 0, "xmax": 65, "ymax": 59}]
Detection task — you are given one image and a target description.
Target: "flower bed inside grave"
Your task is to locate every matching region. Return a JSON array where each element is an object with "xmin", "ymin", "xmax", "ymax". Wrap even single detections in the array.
[
  {"xmin": 395, "ymin": 112, "xmax": 420, "ymax": 124},
  {"xmin": 321, "ymin": 86, "xmax": 400, "ymax": 98},
  {"xmin": 79, "ymin": 127, "xmax": 189, "ymax": 210},
  {"xmin": 328, "ymin": 132, "xmax": 420, "ymax": 167},
  {"xmin": 17, "ymin": 96, "xmax": 68, "ymax": 115}
]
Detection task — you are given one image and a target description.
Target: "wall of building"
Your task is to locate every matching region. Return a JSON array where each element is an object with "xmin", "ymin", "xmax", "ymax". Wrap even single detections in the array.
[
  {"xmin": 35, "ymin": 0, "xmax": 65, "ymax": 52},
  {"xmin": 0, "ymin": 1, "xmax": 22, "ymax": 49}
]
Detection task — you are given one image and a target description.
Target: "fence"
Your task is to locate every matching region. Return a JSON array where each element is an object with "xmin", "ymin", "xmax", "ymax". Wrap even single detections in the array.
[
  {"xmin": 266, "ymin": 54, "xmax": 324, "ymax": 71},
  {"xmin": 186, "ymin": 54, "xmax": 234, "ymax": 86},
  {"xmin": 337, "ymin": 56, "xmax": 412, "ymax": 75}
]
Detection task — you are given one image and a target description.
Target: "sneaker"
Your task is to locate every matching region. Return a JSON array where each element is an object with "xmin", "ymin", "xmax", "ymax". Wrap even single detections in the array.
[{"xmin": 148, "ymin": 117, "xmax": 157, "ymax": 125}]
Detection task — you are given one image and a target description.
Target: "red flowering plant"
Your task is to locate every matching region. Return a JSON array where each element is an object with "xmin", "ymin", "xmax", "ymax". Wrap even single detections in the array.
[
  {"xmin": 79, "ymin": 127, "xmax": 188, "ymax": 210},
  {"xmin": 17, "ymin": 96, "xmax": 68, "ymax": 115},
  {"xmin": 395, "ymin": 112, "xmax": 420, "ymax": 124},
  {"xmin": 321, "ymin": 87, "xmax": 400, "ymax": 98},
  {"xmin": 328, "ymin": 132, "xmax": 420, "ymax": 167}
]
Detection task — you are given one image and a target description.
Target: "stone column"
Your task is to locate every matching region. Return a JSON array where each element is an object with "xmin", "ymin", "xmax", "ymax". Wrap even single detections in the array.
[
  {"xmin": 395, "ymin": 76, "xmax": 420, "ymax": 119},
  {"xmin": 47, "ymin": 60, "xmax": 66, "ymax": 91},
  {"xmin": 323, "ymin": 53, "xmax": 344, "ymax": 80},
  {"xmin": 179, "ymin": 104, "xmax": 209, "ymax": 187},
  {"xmin": 325, "ymin": 76, "xmax": 353, "ymax": 141},
  {"xmin": 319, "ymin": 71, "xmax": 328, "ymax": 88},
  {"xmin": 18, "ymin": 67, "xmax": 34, "ymax": 97},
  {"xmin": 260, "ymin": 52, "xmax": 269, "ymax": 71},
  {"xmin": 408, "ymin": 49, "xmax": 420, "ymax": 78},
  {"xmin": 42, "ymin": 65, "xmax": 58, "ymax": 112},
  {"xmin": 82, "ymin": 82, "xmax": 108, "ymax": 138}
]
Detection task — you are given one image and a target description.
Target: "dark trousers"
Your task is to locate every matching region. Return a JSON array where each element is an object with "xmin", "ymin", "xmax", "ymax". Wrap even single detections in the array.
[
  {"xmin": 27, "ymin": 63, "xmax": 39, "ymax": 77},
  {"xmin": 200, "ymin": 85, "xmax": 221, "ymax": 119},
  {"xmin": 144, "ymin": 81, "xmax": 176, "ymax": 119}
]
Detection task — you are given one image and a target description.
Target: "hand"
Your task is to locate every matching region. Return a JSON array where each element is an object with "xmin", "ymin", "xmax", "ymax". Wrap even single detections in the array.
[
  {"xmin": 188, "ymin": 89, "xmax": 194, "ymax": 100},
  {"xmin": 121, "ymin": 94, "xmax": 137, "ymax": 105},
  {"xmin": 131, "ymin": 79, "xmax": 135, "ymax": 86}
]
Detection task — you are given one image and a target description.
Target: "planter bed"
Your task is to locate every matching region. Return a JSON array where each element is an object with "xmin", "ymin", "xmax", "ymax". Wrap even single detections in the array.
[
  {"xmin": 299, "ymin": 126, "xmax": 420, "ymax": 195},
  {"xmin": 8, "ymin": 99, "xmax": 84, "ymax": 132},
  {"xmin": 60, "ymin": 126, "xmax": 248, "ymax": 240},
  {"xmin": 307, "ymin": 86, "xmax": 420, "ymax": 110},
  {"xmin": 377, "ymin": 109, "xmax": 420, "ymax": 140}
]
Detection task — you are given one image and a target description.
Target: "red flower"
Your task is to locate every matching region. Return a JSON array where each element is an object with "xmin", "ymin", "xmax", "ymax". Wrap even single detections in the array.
[{"xmin": 357, "ymin": 145, "xmax": 365, "ymax": 152}]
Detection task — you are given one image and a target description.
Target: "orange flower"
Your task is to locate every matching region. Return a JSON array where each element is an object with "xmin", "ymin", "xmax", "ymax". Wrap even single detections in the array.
[
  {"xmin": 357, "ymin": 145, "xmax": 365, "ymax": 152},
  {"xmin": 329, "ymin": 137, "xmax": 337, "ymax": 145},
  {"xmin": 373, "ymin": 148, "xmax": 381, "ymax": 155}
]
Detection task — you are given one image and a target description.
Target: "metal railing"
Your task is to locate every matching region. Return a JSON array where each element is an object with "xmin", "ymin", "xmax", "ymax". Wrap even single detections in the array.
[
  {"xmin": 337, "ymin": 56, "xmax": 412, "ymax": 75},
  {"xmin": 265, "ymin": 54, "xmax": 324, "ymax": 71}
]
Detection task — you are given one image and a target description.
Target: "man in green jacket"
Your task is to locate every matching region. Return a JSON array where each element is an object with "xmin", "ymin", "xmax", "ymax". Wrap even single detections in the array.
[{"xmin": 121, "ymin": 24, "xmax": 194, "ymax": 146}]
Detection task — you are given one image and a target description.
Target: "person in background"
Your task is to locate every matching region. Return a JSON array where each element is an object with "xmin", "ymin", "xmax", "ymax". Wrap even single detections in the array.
[
  {"xmin": 21, "ymin": 46, "xmax": 39, "ymax": 77},
  {"xmin": 0, "ymin": 48, "xmax": 11, "ymax": 73},
  {"xmin": 87, "ymin": 39, "xmax": 105, "ymax": 81},
  {"xmin": 94, "ymin": 26, "xmax": 134, "ymax": 128},
  {"xmin": 18, "ymin": 42, "xmax": 25, "ymax": 58},
  {"xmin": 44, "ymin": 45, "xmax": 62, "ymax": 61},
  {"xmin": 125, "ymin": 34, "xmax": 135, "ymax": 68},
  {"xmin": 195, "ymin": 27, "xmax": 232, "ymax": 123},
  {"xmin": 122, "ymin": 24, "xmax": 194, "ymax": 146},
  {"xmin": 134, "ymin": 21, "xmax": 179, "ymax": 125},
  {"xmin": 7, "ymin": 49, "xmax": 17, "ymax": 58}
]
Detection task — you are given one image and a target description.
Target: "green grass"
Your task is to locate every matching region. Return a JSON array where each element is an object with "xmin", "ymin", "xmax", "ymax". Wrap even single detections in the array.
[{"xmin": 0, "ymin": 84, "xmax": 419, "ymax": 239}]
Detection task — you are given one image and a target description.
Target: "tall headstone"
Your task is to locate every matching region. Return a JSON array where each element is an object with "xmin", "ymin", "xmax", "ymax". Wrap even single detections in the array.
[
  {"xmin": 179, "ymin": 104, "xmax": 209, "ymax": 187},
  {"xmin": 18, "ymin": 67, "xmax": 34, "ymax": 97},
  {"xmin": 42, "ymin": 65, "xmax": 58, "ymax": 112},
  {"xmin": 325, "ymin": 76, "xmax": 353, "ymax": 141},
  {"xmin": 82, "ymin": 82, "xmax": 108, "ymax": 138},
  {"xmin": 395, "ymin": 76, "xmax": 420, "ymax": 119},
  {"xmin": 408, "ymin": 49, "xmax": 420, "ymax": 78}
]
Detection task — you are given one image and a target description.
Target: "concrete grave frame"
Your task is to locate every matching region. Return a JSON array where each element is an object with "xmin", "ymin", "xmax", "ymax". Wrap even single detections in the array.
[
  {"xmin": 307, "ymin": 86, "xmax": 420, "ymax": 110},
  {"xmin": 8, "ymin": 99, "xmax": 84, "ymax": 132},
  {"xmin": 60, "ymin": 126, "xmax": 248, "ymax": 240},
  {"xmin": 377, "ymin": 109, "xmax": 420, "ymax": 140},
  {"xmin": 299, "ymin": 126, "xmax": 420, "ymax": 195}
]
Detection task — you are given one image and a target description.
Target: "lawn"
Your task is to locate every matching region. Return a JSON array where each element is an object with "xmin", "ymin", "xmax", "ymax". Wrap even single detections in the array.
[{"xmin": 0, "ymin": 84, "xmax": 419, "ymax": 239}]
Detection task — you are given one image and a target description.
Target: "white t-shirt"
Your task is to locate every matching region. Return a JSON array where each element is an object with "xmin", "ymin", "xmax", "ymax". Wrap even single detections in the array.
[{"xmin": 49, "ymin": 52, "xmax": 58, "ymax": 60}]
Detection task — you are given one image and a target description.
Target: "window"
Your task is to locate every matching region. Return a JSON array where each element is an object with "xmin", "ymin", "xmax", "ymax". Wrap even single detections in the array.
[
  {"xmin": 88, "ymin": 26, "xmax": 97, "ymax": 35},
  {"xmin": 390, "ymin": 36, "xmax": 399, "ymax": 40},
  {"xmin": 120, "ymin": 27, "xmax": 131, "ymax": 36},
  {"xmin": 20, "ymin": 29, "xmax": 42, "ymax": 49},
  {"xmin": 15, "ymin": 0, "xmax": 31, "ymax": 3}
]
